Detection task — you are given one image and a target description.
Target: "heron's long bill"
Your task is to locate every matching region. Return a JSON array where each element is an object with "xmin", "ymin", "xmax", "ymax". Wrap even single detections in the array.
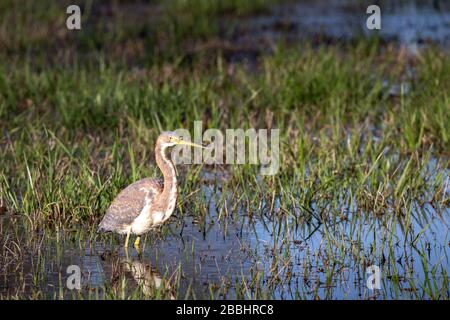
[{"xmin": 177, "ymin": 140, "xmax": 208, "ymax": 149}]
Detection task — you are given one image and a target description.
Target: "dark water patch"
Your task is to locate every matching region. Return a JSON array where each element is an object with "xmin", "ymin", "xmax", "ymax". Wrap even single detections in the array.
[{"xmin": 228, "ymin": 0, "xmax": 450, "ymax": 59}]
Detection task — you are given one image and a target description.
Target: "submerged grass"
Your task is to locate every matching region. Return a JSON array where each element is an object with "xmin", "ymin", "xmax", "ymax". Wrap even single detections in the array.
[{"xmin": 0, "ymin": 0, "xmax": 449, "ymax": 300}]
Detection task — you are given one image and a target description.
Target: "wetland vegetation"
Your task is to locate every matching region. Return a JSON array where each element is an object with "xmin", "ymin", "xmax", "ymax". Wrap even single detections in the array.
[{"xmin": 0, "ymin": 0, "xmax": 449, "ymax": 299}]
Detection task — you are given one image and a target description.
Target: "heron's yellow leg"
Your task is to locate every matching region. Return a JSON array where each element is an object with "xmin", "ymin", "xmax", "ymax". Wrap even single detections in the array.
[
  {"xmin": 124, "ymin": 229, "xmax": 131, "ymax": 248},
  {"xmin": 134, "ymin": 236, "xmax": 141, "ymax": 248}
]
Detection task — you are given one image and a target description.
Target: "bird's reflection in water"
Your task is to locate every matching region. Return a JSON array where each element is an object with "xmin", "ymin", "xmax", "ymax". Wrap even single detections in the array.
[
  {"xmin": 105, "ymin": 249, "xmax": 176, "ymax": 299},
  {"xmin": 122, "ymin": 256, "xmax": 176, "ymax": 299}
]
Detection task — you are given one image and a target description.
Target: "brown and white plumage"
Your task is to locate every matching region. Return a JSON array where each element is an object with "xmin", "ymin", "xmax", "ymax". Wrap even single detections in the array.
[
  {"xmin": 98, "ymin": 178, "xmax": 163, "ymax": 234},
  {"xmin": 98, "ymin": 131, "xmax": 205, "ymax": 249}
]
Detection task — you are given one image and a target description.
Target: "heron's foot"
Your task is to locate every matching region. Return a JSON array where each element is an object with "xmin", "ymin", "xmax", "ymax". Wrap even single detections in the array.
[
  {"xmin": 134, "ymin": 236, "xmax": 142, "ymax": 256},
  {"xmin": 134, "ymin": 236, "xmax": 141, "ymax": 248}
]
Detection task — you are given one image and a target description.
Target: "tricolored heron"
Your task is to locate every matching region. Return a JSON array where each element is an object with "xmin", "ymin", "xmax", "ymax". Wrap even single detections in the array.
[{"xmin": 98, "ymin": 131, "xmax": 205, "ymax": 249}]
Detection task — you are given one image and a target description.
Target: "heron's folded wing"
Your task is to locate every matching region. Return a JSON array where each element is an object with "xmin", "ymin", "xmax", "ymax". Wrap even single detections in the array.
[{"xmin": 98, "ymin": 178, "xmax": 162, "ymax": 233}]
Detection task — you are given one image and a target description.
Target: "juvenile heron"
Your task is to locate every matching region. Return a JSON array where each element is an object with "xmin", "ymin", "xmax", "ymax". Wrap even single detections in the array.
[{"xmin": 98, "ymin": 131, "xmax": 205, "ymax": 249}]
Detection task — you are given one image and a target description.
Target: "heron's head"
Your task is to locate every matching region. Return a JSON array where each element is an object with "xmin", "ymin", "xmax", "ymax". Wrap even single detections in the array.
[{"xmin": 157, "ymin": 131, "xmax": 206, "ymax": 149}]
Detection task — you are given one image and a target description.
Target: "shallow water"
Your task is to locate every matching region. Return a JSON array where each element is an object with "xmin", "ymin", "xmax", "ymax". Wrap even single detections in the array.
[
  {"xmin": 233, "ymin": 0, "xmax": 450, "ymax": 52},
  {"xmin": 1, "ymin": 161, "xmax": 449, "ymax": 299}
]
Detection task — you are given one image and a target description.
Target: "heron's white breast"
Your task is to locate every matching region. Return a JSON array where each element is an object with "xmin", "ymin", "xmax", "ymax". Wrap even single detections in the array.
[{"xmin": 131, "ymin": 208, "xmax": 167, "ymax": 234}]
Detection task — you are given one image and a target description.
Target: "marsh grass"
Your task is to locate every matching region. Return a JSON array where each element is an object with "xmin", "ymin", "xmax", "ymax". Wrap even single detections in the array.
[{"xmin": 0, "ymin": 0, "xmax": 449, "ymax": 300}]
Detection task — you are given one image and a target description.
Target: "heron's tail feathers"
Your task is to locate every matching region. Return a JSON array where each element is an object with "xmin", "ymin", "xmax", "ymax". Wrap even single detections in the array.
[{"xmin": 97, "ymin": 224, "xmax": 110, "ymax": 234}]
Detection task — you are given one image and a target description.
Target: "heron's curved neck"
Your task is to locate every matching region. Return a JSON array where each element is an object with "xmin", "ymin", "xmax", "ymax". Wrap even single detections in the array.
[{"xmin": 155, "ymin": 144, "xmax": 177, "ymax": 204}]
